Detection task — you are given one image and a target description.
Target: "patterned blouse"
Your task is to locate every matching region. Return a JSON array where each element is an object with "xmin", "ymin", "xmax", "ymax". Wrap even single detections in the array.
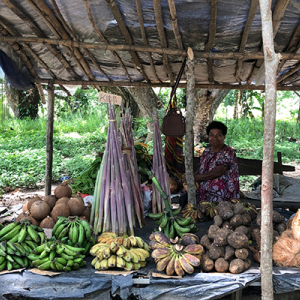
[{"xmin": 196, "ymin": 145, "xmax": 240, "ymax": 203}]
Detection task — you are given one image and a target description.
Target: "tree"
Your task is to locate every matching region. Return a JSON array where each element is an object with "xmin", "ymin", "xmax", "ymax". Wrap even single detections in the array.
[{"xmin": 4, "ymin": 77, "xmax": 41, "ymax": 119}]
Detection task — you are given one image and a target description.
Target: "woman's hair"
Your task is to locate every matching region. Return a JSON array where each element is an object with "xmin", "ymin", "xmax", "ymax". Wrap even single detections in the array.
[{"xmin": 206, "ymin": 121, "xmax": 227, "ymax": 136}]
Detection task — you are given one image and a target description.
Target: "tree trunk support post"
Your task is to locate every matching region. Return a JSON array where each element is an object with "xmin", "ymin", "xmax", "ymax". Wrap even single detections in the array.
[
  {"xmin": 185, "ymin": 47, "xmax": 196, "ymax": 206},
  {"xmin": 45, "ymin": 83, "xmax": 55, "ymax": 196},
  {"xmin": 259, "ymin": 0, "xmax": 279, "ymax": 299}
]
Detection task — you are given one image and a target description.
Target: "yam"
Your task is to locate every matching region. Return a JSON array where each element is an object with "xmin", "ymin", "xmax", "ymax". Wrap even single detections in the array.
[
  {"xmin": 273, "ymin": 210, "xmax": 285, "ymax": 223},
  {"xmin": 235, "ymin": 225, "xmax": 248, "ymax": 236},
  {"xmin": 234, "ymin": 248, "xmax": 249, "ymax": 260},
  {"xmin": 224, "ymin": 245, "xmax": 235, "ymax": 261},
  {"xmin": 249, "ymin": 245, "xmax": 261, "ymax": 263},
  {"xmin": 256, "ymin": 210, "xmax": 261, "ymax": 227},
  {"xmin": 229, "ymin": 258, "xmax": 245, "ymax": 274},
  {"xmin": 252, "ymin": 228, "xmax": 261, "ymax": 249},
  {"xmin": 200, "ymin": 234, "xmax": 212, "ymax": 250},
  {"xmin": 244, "ymin": 258, "xmax": 251, "ymax": 270},
  {"xmin": 241, "ymin": 213, "xmax": 252, "ymax": 226},
  {"xmin": 209, "ymin": 243, "xmax": 224, "ymax": 260},
  {"xmin": 228, "ymin": 232, "xmax": 249, "ymax": 249},
  {"xmin": 218, "ymin": 201, "xmax": 234, "ymax": 220},
  {"xmin": 208, "ymin": 225, "xmax": 220, "ymax": 240},
  {"xmin": 222, "ymin": 221, "xmax": 234, "ymax": 230},
  {"xmin": 214, "ymin": 215, "xmax": 223, "ymax": 227},
  {"xmin": 201, "ymin": 254, "xmax": 214, "ymax": 272},
  {"xmin": 274, "ymin": 222, "xmax": 286, "ymax": 235},
  {"xmin": 233, "ymin": 203, "xmax": 246, "ymax": 215},
  {"xmin": 214, "ymin": 228, "xmax": 232, "ymax": 247},
  {"xmin": 215, "ymin": 258, "xmax": 229, "ymax": 273},
  {"xmin": 229, "ymin": 214, "xmax": 243, "ymax": 228}
]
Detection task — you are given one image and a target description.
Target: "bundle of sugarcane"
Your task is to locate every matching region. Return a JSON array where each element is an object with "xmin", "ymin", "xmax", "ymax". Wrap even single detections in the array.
[
  {"xmin": 91, "ymin": 104, "xmax": 135, "ymax": 236},
  {"xmin": 152, "ymin": 110, "xmax": 171, "ymax": 213},
  {"xmin": 120, "ymin": 109, "xmax": 145, "ymax": 228}
]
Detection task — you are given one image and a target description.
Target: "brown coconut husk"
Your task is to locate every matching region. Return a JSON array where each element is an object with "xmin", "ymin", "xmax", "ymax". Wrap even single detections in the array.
[
  {"xmin": 292, "ymin": 209, "xmax": 300, "ymax": 241},
  {"xmin": 22, "ymin": 202, "xmax": 28, "ymax": 212},
  {"xmin": 54, "ymin": 180, "xmax": 72, "ymax": 199},
  {"xmin": 273, "ymin": 230, "xmax": 300, "ymax": 267}
]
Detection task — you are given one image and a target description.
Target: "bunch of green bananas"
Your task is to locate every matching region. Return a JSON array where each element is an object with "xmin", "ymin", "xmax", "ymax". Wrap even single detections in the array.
[
  {"xmin": 90, "ymin": 233, "xmax": 150, "ymax": 271},
  {"xmin": 28, "ymin": 240, "xmax": 86, "ymax": 272},
  {"xmin": 52, "ymin": 216, "xmax": 94, "ymax": 254},
  {"xmin": 0, "ymin": 221, "xmax": 47, "ymax": 271},
  {"xmin": 148, "ymin": 207, "xmax": 198, "ymax": 239}
]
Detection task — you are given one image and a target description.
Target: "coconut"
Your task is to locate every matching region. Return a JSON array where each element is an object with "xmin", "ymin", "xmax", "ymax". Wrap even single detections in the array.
[
  {"xmin": 40, "ymin": 216, "xmax": 55, "ymax": 229},
  {"xmin": 82, "ymin": 203, "xmax": 91, "ymax": 222},
  {"xmin": 56, "ymin": 197, "xmax": 70, "ymax": 206},
  {"xmin": 30, "ymin": 201, "xmax": 51, "ymax": 220},
  {"xmin": 51, "ymin": 204, "xmax": 70, "ymax": 222},
  {"xmin": 27, "ymin": 196, "xmax": 41, "ymax": 211},
  {"xmin": 16, "ymin": 212, "xmax": 30, "ymax": 222},
  {"xmin": 22, "ymin": 202, "xmax": 28, "ymax": 212},
  {"xmin": 44, "ymin": 195, "xmax": 57, "ymax": 210},
  {"xmin": 54, "ymin": 180, "xmax": 72, "ymax": 199},
  {"xmin": 68, "ymin": 198, "xmax": 85, "ymax": 216},
  {"xmin": 79, "ymin": 216, "xmax": 89, "ymax": 223},
  {"xmin": 20, "ymin": 215, "xmax": 39, "ymax": 226}
]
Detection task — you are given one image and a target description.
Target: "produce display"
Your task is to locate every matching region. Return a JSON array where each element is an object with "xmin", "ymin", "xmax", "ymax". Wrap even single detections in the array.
[
  {"xmin": 52, "ymin": 216, "xmax": 94, "ymax": 255},
  {"xmin": 90, "ymin": 232, "xmax": 150, "ymax": 271},
  {"xmin": 91, "ymin": 105, "xmax": 145, "ymax": 236},
  {"xmin": 199, "ymin": 201, "xmax": 255, "ymax": 274},
  {"xmin": 28, "ymin": 240, "xmax": 86, "ymax": 271},
  {"xmin": 181, "ymin": 203, "xmax": 205, "ymax": 223},
  {"xmin": 0, "ymin": 221, "xmax": 47, "ymax": 271},
  {"xmin": 149, "ymin": 231, "xmax": 203, "ymax": 276}
]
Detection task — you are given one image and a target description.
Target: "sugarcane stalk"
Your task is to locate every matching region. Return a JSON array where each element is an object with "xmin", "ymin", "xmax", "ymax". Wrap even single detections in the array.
[{"xmin": 110, "ymin": 166, "xmax": 117, "ymax": 234}]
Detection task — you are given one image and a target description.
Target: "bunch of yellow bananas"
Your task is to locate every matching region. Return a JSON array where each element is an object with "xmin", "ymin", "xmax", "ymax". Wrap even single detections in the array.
[{"xmin": 90, "ymin": 232, "xmax": 150, "ymax": 271}]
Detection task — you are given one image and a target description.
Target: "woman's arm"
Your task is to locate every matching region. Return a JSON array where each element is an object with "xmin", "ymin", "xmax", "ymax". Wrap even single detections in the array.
[{"xmin": 194, "ymin": 165, "xmax": 228, "ymax": 181}]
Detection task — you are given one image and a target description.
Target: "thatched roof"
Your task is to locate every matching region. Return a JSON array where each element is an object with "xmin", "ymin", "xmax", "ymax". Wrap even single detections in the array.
[{"xmin": 0, "ymin": 0, "xmax": 300, "ymax": 93}]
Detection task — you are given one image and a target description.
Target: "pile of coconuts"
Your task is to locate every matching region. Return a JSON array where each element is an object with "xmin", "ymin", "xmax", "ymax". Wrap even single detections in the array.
[
  {"xmin": 199, "ymin": 201, "xmax": 256, "ymax": 274},
  {"xmin": 17, "ymin": 181, "xmax": 91, "ymax": 229}
]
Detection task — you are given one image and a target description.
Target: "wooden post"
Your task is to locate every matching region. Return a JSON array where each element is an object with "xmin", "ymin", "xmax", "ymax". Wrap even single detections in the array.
[
  {"xmin": 259, "ymin": 0, "xmax": 279, "ymax": 299},
  {"xmin": 45, "ymin": 83, "xmax": 55, "ymax": 196},
  {"xmin": 185, "ymin": 47, "xmax": 196, "ymax": 205}
]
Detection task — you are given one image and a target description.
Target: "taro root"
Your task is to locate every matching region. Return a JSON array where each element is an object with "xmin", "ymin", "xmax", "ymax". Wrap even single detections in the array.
[
  {"xmin": 233, "ymin": 203, "xmax": 246, "ymax": 215},
  {"xmin": 27, "ymin": 197, "xmax": 41, "ymax": 211},
  {"xmin": 228, "ymin": 232, "xmax": 249, "ymax": 249},
  {"xmin": 208, "ymin": 243, "xmax": 224, "ymax": 260},
  {"xmin": 51, "ymin": 203, "xmax": 70, "ymax": 222},
  {"xmin": 22, "ymin": 202, "xmax": 28, "ymax": 212},
  {"xmin": 217, "ymin": 201, "xmax": 234, "ymax": 220},
  {"xmin": 56, "ymin": 197, "xmax": 70, "ymax": 206},
  {"xmin": 249, "ymin": 245, "xmax": 261, "ymax": 263},
  {"xmin": 273, "ymin": 230, "xmax": 280, "ymax": 243},
  {"xmin": 214, "ymin": 215, "xmax": 223, "ymax": 227},
  {"xmin": 235, "ymin": 248, "xmax": 249, "ymax": 260},
  {"xmin": 201, "ymin": 254, "xmax": 214, "ymax": 272},
  {"xmin": 274, "ymin": 222, "xmax": 286, "ymax": 235},
  {"xmin": 54, "ymin": 180, "xmax": 72, "ymax": 199},
  {"xmin": 214, "ymin": 228, "xmax": 232, "ymax": 247},
  {"xmin": 208, "ymin": 225, "xmax": 220, "ymax": 240},
  {"xmin": 224, "ymin": 245, "xmax": 235, "ymax": 261},
  {"xmin": 273, "ymin": 210, "xmax": 285, "ymax": 223},
  {"xmin": 30, "ymin": 201, "xmax": 51, "ymax": 220},
  {"xmin": 44, "ymin": 195, "xmax": 57, "ymax": 210},
  {"xmin": 215, "ymin": 257, "xmax": 229, "ymax": 273},
  {"xmin": 68, "ymin": 197, "xmax": 85, "ymax": 216},
  {"xmin": 252, "ymin": 228, "xmax": 261, "ymax": 249},
  {"xmin": 241, "ymin": 213, "xmax": 252, "ymax": 226},
  {"xmin": 39, "ymin": 216, "xmax": 55, "ymax": 229},
  {"xmin": 229, "ymin": 258, "xmax": 245, "ymax": 274},
  {"xmin": 244, "ymin": 258, "xmax": 251, "ymax": 270},
  {"xmin": 229, "ymin": 214, "xmax": 243, "ymax": 228},
  {"xmin": 200, "ymin": 234, "xmax": 212, "ymax": 250},
  {"xmin": 221, "ymin": 221, "xmax": 234, "ymax": 230},
  {"xmin": 256, "ymin": 210, "xmax": 262, "ymax": 227},
  {"xmin": 235, "ymin": 225, "xmax": 248, "ymax": 236}
]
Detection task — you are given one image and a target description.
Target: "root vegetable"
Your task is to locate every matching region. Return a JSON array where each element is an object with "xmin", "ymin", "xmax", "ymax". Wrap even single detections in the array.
[
  {"xmin": 235, "ymin": 225, "xmax": 248, "ymax": 236},
  {"xmin": 233, "ymin": 203, "xmax": 246, "ymax": 215},
  {"xmin": 273, "ymin": 210, "xmax": 285, "ymax": 223},
  {"xmin": 235, "ymin": 248, "xmax": 249, "ymax": 260},
  {"xmin": 252, "ymin": 228, "xmax": 261, "ymax": 249},
  {"xmin": 209, "ymin": 243, "xmax": 224, "ymax": 260},
  {"xmin": 214, "ymin": 215, "xmax": 223, "ymax": 227},
  {"xmin": 214, "ymin": 228, "xmax": 232, "ymax": 247},
  {"xmin": 274, "ymin": 222, "xmax": 286, "ymax": 235},
  {"xmin": 249, "ymin": 245, "xmax": 261, "ymax": 263},
  {"xmin": 273, "ymin": 230, "xmax": 280, "ymax": 243},
  {"xmin": 217, "ymin": 202, "xmax": 234, "ymax": 220},
  {"xmin": 201, "ymin": 254, "xmax": 214, "ymax": 272},
  {"xmin": 228, "ymin": 232, "xmax": 249, "ymax": 249},
  {"xmin": 229, "ymin": 258, "xmax": 245, "ymax": 274},
  {"xmin": 241, "ymin": 213, "xmax": 252, "ymax": 226},
  {"xmin": 215, "ymin": 258, "xmax": 229, "ymax": 273},
  {"xmin": 208, "ymin": 225, "xmax": 220, "ymax": 240},
  {"xmin": 244, "ymin": 258, "xmax": 251, "ymax": 270},
  {"xmin": 221, "ymin": 221, "xmax": 234, "ymax": 230},
  {"xmin": 224, "ymin": 245, "xmax": 235, "ymax": 261},
  {"xmin": 229, "ymin": 214, "xmax": 243, "ymax": 228},
  {"xmin": 200, "ymin": 234, "xmax": 212, "ymax": 250}
]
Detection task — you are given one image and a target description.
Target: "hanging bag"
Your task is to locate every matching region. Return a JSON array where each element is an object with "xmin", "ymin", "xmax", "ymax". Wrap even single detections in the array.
[{"xmin": 162, "ymin": 58, "xmax": 186, "ymax": 137}]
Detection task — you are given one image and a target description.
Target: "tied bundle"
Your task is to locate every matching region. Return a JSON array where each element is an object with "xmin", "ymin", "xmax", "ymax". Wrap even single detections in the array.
[
  {"xmin": 152, "ymin": 110, "xmax": 171, "ymax": 213},
  {"xmin": 91, "ymin": 105, "xmax": 143, "ymax": 236}
]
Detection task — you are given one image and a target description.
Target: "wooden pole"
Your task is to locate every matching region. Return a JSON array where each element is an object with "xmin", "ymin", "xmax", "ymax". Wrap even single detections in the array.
[
  {"xmin": 185, "ymin": 47, "xmax": 196, "ymax": 205},
  {"xmin": 259, "ymin": 0, "xmax": 279, "ymax": 298},
  {"xmin": 45, "ymin": 83, "xmax": 55, "ymax": 196}
]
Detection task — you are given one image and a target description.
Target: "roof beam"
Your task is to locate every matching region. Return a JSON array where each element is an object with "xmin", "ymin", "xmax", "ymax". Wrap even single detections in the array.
[
  {"xmin": 135, "ymin": 0, "xmax": 161, "ymax": 82},
  {"xmin": 81, "ymin": 0, "xmax": 131, "ymax": 82},
  {"xmin": 105, "ymin": 0, "xmax": 150, "ymax": 82},
  {"xmin": 204, "ymin": 0, "xmax": 218, "ymax": 83},
  {"xmin": 235, "ymin": 0, "xmax": 259, "ymax": 82},
  {"xmin": 278, "ymin": 61, "xmax": 300, "ymax": 84},
  {"xmin": 153, "ymin": 0, "xmax": 174, "ymax": 83},
  {"xmin": 247, "ymin": 0, "xmax": 290, "ymax": 84},
  {"xmin": 32, "ymin": 78, "xmax": 300, "ymax": 91}
]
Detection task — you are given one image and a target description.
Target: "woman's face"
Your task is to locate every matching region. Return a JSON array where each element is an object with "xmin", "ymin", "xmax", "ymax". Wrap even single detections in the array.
[{"xmin": 208, "ymin": 128, "xmax": 225, "ymax": 148}]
